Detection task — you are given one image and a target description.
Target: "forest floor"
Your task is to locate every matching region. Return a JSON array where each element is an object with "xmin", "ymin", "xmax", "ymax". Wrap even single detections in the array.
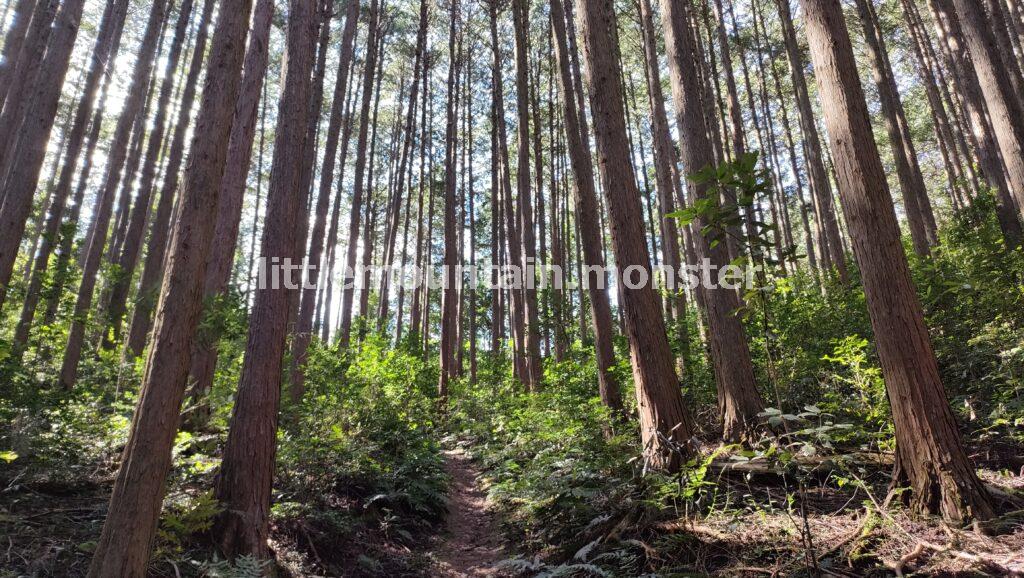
[{"xmin": 430, "ymin": 448, "xmax": 506, "ymax": 577}]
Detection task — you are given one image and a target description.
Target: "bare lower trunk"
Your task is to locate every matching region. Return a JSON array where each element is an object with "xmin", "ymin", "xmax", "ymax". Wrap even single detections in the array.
[
  {"xmin": 85, "ymin": 0, "xmax": 254, "ymax": 572},
  {"xmin": 800, "ymin": 0, "xmax": 994, "ymax": 523},
  {"xmin": 213, "ymin": 0, "xmax": 318, "ymax": 560},
  {"xmin": 660, "ymin": 0, "xmax": 764, "ymax": 443},
  {"xmin": 578, "ymin": 0, "xmax": 694, "ymax": 469}
]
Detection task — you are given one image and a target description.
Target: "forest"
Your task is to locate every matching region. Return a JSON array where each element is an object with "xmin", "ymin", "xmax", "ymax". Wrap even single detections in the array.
[{"xmin": 1, "ymin": 0, "xmax": 1023, "ymax": 574}]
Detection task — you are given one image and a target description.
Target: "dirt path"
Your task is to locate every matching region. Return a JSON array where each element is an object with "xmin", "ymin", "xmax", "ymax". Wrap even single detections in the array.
[{"xmin": 432, "ymin": 448, "xmax": 505, "ymax": 577}]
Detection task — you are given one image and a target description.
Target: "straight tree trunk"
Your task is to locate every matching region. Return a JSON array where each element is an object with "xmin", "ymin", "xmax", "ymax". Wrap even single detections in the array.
[
  {"xmin": 184, "ymin": 0, "xmax": 276, "ymax": 425},
  {"xmin": 320, "ymin": 46, "xmax": 363, "ymax": 342},
  {"xmin": 289, "ymin": 0, "xmax": 361, "ymax": 400},
  {"xmin": 512, "ymin": 0, "xmax": 544, "ymax": 390},
  {"xmin": 488, "ymin": 0, "xmax": 529, "ymax": 384},
  {"xmin": 0, "ymin": 0, "xmax": 34, "ymax": 108},
  {"xmin": 854, "ymin": 0, "xmax": 937, "ymax": 257},
  {"xmin": 925, "ymin": 0, "xmax": 1023, "ymax": 244},
  {"xmin": 799, "ymin": 0, "xmax": 994, "ymax": 523},
  {"xmin": 58, "ymin": 0, "xmax": 170, "ymax": 388},
  {"xmin": 85, "ymin": 0, "xmax": 255, "ymax": 571},
  {"xmin": 773, "ymin": 0, "xmax": 848, "ymax": 283},
  {"xmin": 661, "ymin": 0, "xmax": 765, "ymax": 442},
  {"xmin": 337, "ymin": 0, "xmax": 381, "ymax": 347},
  {"xmin": 549, "ymin": 0, "xmax": 622, "ymax": 413},
  {"xmin": 439, "ymin": 0, "xmax": 461, "ymax": 400},
  {"xmin": 212, "ymin": 0, "xmax": 318, "ymax": 560},
  {"xmin": 638, "ymin": 0, "xmax": 689, "ymax": 366},
  {"xmin": 577, "ymin": 0, "xmax": 694, "ymax": 469}
]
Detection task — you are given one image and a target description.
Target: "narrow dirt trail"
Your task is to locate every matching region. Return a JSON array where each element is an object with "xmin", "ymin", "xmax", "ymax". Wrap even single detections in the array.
[{"xmin": 432, "ymin": 448, "xmax": 505, "ymax": 577}]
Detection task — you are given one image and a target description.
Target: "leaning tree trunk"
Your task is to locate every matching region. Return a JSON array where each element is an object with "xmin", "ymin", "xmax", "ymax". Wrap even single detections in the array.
[
  {"xmin": 853, "ymin": 0, "xmax": 937, "ymax": 257},
  {"xmin": 184, "ymin": 0, "xmax": 276, "ymax": 427},
  {"xmin": 85, "ymin": 0, "xmax": 255, "ymax": 573},
  {"xmin": 549, "ymin": 0, "xmax": 622, "ymax": 414},
  {"xmin": 577, "ymin": 0, "xmax": 694, "ymax": 469},
  {"xmin": 11, "ymin": 0, "xmax": 130, "ymax": 354},
  {"xmin": 660, "ymin": 0, "xmax": 765, "ymax": 443},
  {"xmin": 773, "ymin": 0, "xmax": 848, "ymax": 284},
  {"xmin": 212, "ymin": 0, "xmax": 318, "ymax": 561},
  {"xmin": 122, "ymin": 0, "xmax": 212, "ymax": 359},
  {"xmin": 58, "ymin": 0, "xmax": 170, "ymax": 388},
  {"xmin": 0, "ymin": 0, "xmax": 87, "ymax": 312},
  {"xmin": 948, "ymin": 0, "xmax": 1024, "ymax": 223},
  {"xmin": 101, "ymin": 0, "xmax": 201, "ymax": 349},
  {"xmin": 799, "ymin": 0, "xmax": 994, "ymax": 523}
]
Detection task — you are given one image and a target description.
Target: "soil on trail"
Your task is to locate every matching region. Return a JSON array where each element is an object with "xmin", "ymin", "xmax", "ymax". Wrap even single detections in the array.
[{"xmin": 432, "ymin": 448, "xmax": 506, "ymax": 577}]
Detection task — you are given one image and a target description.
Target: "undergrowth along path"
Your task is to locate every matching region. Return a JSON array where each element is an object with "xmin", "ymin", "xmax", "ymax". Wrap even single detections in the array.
[{"xmin": 432, "ymin": 447, "xmax": 505, "ymax": 577}]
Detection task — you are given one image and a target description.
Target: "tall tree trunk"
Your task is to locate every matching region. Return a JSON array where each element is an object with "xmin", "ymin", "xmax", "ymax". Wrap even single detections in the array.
[
  {"xmin": 638, "ymin": 0, "xmax": 689, "ymax": 366},
  {"xmin": 0, "ymin": 0, "xmax": 84, "ymax": 312},
  {"xmin": 376, "ymin": 0, "xmax": 428, "ymax": 331},
  {"xmin": 101, "ymin": 0, "xmax": 200, "ymax": 349},
  {"xmin": 85, "ymin": 0, "xmax": 254, "ymax": 571},
  {"xmin": 11, "ymin": 0, "xmax": 130, "ymax": 354},
  {"xmin": 121, "ymin": 0, "xmax": 211, "ymax": 359},
  {"xmin": 854, "ymin": 0, "xmax": 937, "ymax": 257},
  {"xmin": 660, "ymin": 0, "xmax": 765, "ymax": 443},
  {"xmin": 0, "ymin": 0, "xmax": 34, "ymax": 108},
  {"xmin": 512, "ymin": 0, "xmax": 544, "ymax": 390},
  {"xmin": 184, "ymin": 0, "xmax": 276, "ymax": 426},
  {"xmin": 212, "ymin": 0, "xmax": 318, "ymax": 560},
  {"xmin": 290, "ymin": 0, "xmax": 361, "ymax": 400},
  {"xmin": 549, "ymin": 0, "xmax": 622, "ymax": 413},
  {"xmin": 58, "ymin": 0, "xmax": 171, "ymax": 387},
  {"xmin": 320, "ymin": 45, "xmax": 363, "ymax": 342},
  {"xmin": 577, "ymin": 0, "xmax": 694, "ymax": 468},
  {"xmin": 773, "ymin": 0, "xmax": 848, "ymax": 283},
  {"xmin": 946, "ymin": 0, "xmax": 1024, "ymax": 224},
  {"xmin": 337, "ymin": 0, "xmax": 381, "ymax": 347},
  {"xmin": 439, "ymin": 0, "xmax": 461, "ymax": 401},
  {"xmin": 925, "ymin": 0, "xmax": 1024, "ymax": 244},
  {"xmin": 0, "ymin": 0, "xmax": 58, "ymax": 177},
  {"xmin": 799, "ymin": 0, "xmax": 994, "ymax": 523}
]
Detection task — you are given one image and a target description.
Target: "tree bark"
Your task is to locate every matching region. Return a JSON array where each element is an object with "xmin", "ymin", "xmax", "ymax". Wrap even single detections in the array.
[
  {"xmin": 0, "ymin": 0, "xmax": 85, "ymax": 312},
  {"xmin": 212, "ymin": 0, "xmax": 318, "ymax": 560},
  {"xmin": 773, "ymin": 0, "xmax": 848, "ymax": 283},
  {"xmin": 121, "ymin": 0, "xmax": 212, "ymax": 359},
  {"xmin": 853, "ymin": 0, "xmax": 937, "ymax": 257},
  {"xmin": 577, "ymin": 0, "xmax": 694, "ymax": 469},
  {"xmin": 290, "ymin": 0, "xmax": 360, "ymax": 400},
  {"xmin": 58, "ymin": 0, "xmax": 170, "ymax": 387},
  {"xmin": 101, "ymin": 0, "xmax": 200, "ymax": 349},
  {"xmin": 549, "ymin": 0, "xmax": 622, "ymax": 413},
  {"xmin": 184, "ymin": 0, "xmax": 276, "ymax": 426},
  {"xmin": 660, "ymin": 0, "xmax": 765, "ymax": 443},
  {"xmin": 799, "ymin": 0, "xmax": 994, "ymax": 523},
  {"xmin": 337, "ymin": 0, "xmax": 381, "ymax": 347},
  {"xmin": 948, "ymin": 0, "xmax": 1024, "ymax": 224},
  {"xmin": 85, "ymin": 0, "xmax": 254, "ymax": 571},
  {"xmin": 11, "ymin": 0, "xmax": 130, "ymax": 354}
]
